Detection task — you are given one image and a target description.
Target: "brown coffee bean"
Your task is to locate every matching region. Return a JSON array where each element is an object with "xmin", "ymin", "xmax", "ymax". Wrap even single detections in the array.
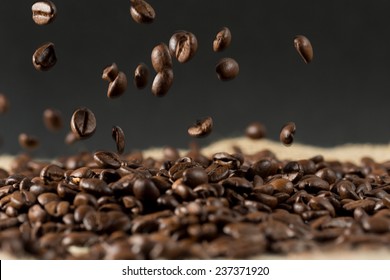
[
  {"xmin": 111, "ymin": 126, "xmax": 125, "ymax": 155},
  {"xmin": 57, "ymin": 182, "xmax": 79, "ymax": 199},
  {"xmin": 187, "ymin": 116, "xmax": 213, "ymax": 138},
  {"xmin": 93, "ymin": 151, "xmax": 122, "ymax": 169},
  {"xmin": 0, "ymin": 217, "xmax": 19, "ymax": 230},
  {"xmin": 0, "ymin": 93, "xmax": 9, "ymax": 114},
  {"xmin": 336, "ymin": 180, "xmax": 359, "ymax": 200},
  {"xmin": 79, "ymin": 178, "xmax": 113, "ymax": 196},
  {"xmin": 40, "ymin": 164, "xmax": 64, "ymax": 182},
  {"xmin": 62, "ymin": 231, "xmax": 99, "ymax": 247},
  {"xmin": 107, "ymin": 71, "xmax": 128, "ymax": 98},
  {"xmin": 130, "ymin": 0, "xmax": 155, "ymax": 24},
  {"xmin": 37, "ymin": 192, "xmax": 60, "ymax": 206},
  {"xmin": 151, "ymin": 69, "xmax": 174, "ymax": 97},
  {"xmin": 133, "ymin": 178, "xmax": 160, "ymax": 202},
  {"xmin": 282, "ymin": 161, "xmax": 304, "ymax": 182},
  {"xmin": 207, "ymin": 164, "xmax": 230, "ymax": 183},
  {"xmin": 182, "ymin": 167, "xmax": 208, "ymax": 188},
  {"xmin": 102, "ymin": 63, "xmax": 119, "ymax": 82},
  {"xmin": 268, "ymin": 178, "xmax": 294, "ymax": 194},
  {"xmin": 361, "ymin": 216, "xmax": 390, "ymax": 233},
  {"xmin": 64, "ymin": 131, "xmax": 78, "ymax": 145},
  {"xmin": 222, "ymin": 177, "xmax": 252, "ymax": 193},
  {"xmin": 308, "ymin": 196, "xmax": 335, "ymax": 217},
  {"xmin": 134, "ymin": 63, "xmax": 149, "ymax": 89},
  {"xmin": 70, "ymin": 107, "xmax": 96, "ymax": 139},
  {"xmin": 168, "ymin": 31, "xmax": 198, "ymax": 63},
  {"xmin": 280, "ymin": 122, "xmax": 296, "ymax": 146},
  {"xmin": 18, "ymin": 133, "xmax": 39, "ymax": 150},
  {"xmin": 43, "ymin": 108, "xmax": 63, "ymax": 131},
  {"xmin": 32, "ymin": 42, "xmax": 57, "ymax": 71},
  {"xmin": 10, "ymin": 190, "xmax": 36, "ymax": 209},
  {"xmin": 294, "ymin": 35, "xmax": 313, "ymax": 64},
  {"xmin": 213, "ymin": 27, "xmax": 232, "ymax": 52},
  {"xmin": 315, "ymin": 168, "xmax": 337, "ymax": 184},
  {"xmin": 213, "ymin": 152, "xmax": 241, "ymax": 169},
  {"xmin": 151, "ymin": 43, "xmax": 172, "ymax": 72},
  {"xmin": 245, "ymin": 121, "xmax": 266, "ymax": 140},
  {"xmin": 32, "ymin": 1, "xmax": 56, "ymax": 25},
  {"xmin": 44, "ymin": 200, "xmax": 69, "ymax": 217},
  {"xmin": 298, "ymin": 175, "xmax": 330, "ymax": 192},
  {"xmin": 343, "ymin": 199, "xmax": 376, "ymax": 212},
  {"xmin": 251, "ymin": 158, "xmax": 279, "ymax": 179},
  {"xmin": 28, "ymin": 204, "xmax": 47, "ymax": 224},
  {"xmin": 215, "ymin": 57, "xmax": 239, "ymax": 81},
  {"xmin": 74, "ymin": 204, "xmax": 95, "ymax": 223}
]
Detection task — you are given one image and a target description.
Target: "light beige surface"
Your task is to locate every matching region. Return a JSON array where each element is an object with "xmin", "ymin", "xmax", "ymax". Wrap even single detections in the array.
[{"xmin": 1, "ymin": 137, "xmax": 390, "ymax": 259}]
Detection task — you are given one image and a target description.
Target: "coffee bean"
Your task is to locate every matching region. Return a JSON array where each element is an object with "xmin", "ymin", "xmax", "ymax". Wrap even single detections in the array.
[
  {"xmin": 182, "ymin": 167, "xmax": 208, "ymax": 188},
  {"xmin": 361, "ymin": 216, "xmax": 390, "ymax": 233},
  {"xmin": 74, "ymin": 204, "xmax": 95, "ymax": 223},
  {"xmin": 151, "ymin": 69, "xmax": 174, "ymax": 97},
  {"xmin": 18, "ymin": 133, "xmax": 39, "ymax": 150},
  {"xmin": 40, "ymin": 164, "xmax": 64, "ymax": 182},
  {"xmin": 298, "ymin": 175, "xmax": 330, "ymax": 192},
  {"xmin": 134, "ymin": 63, "xmax": 149, "ymax": 89},
  {"xmin": 107, "ymin": 71, "xmax": 127, "ymax": 98},
  {"xmin": 0, "ymin": 93, "xmax": 9, "ymax": 114},
  {"xmin": 70, "ymin": 107, "xmax": 96, "ymax": 139},
  {"xmin": 343, "ymin": 199, "xmax": 376, "ymax": 212},
  {"xmin": 62, "ymin": 231, "xmax": 99, "ymax": 247},
  {"xmin": 168, "ymin": 31, "xmax": 198, "ymax": 63},
  {"xmin": 222, "ymin": 177, "xmax": 253, "ymax": 193},
  {"xmin": 280, "ymin": 122, "xmax": 296, "ymax": 146},
  {"xmin": 294, "ymin": 35, "xmax": 313, "ymax": 64},
  {"xmin": 245, "ymin": 121, "xmax": 266, "ymax": 140},
  {"xmin": 130, "ymin": 0, "xmax": 155, "ymax": 24},
  {"xmin": 111, "ymin": 126, "xmax": 125, "ymax": 155},
  {"xmin": 215, "ymin": 57, "xmax": 239, "ymax": 81},
  {"xmin": 43, "ymin": 108, "xmax": 63, "ymax": 131},
  {"xmin": 32, "ymin": 42, "xmax": 57, "ymax": 71},
  {"xmin": 151, "ymin": 43, "xmax": 172, "ymax": 72},
  {"xmin": 187, "ymin": 116, "xmax": 213, "ymax": 138},
  {"xmin": 64, "ymin": 131, "xmax": 78, "ymax": 145},
  {"xmin": 10, "ymin": 190, "xmax": 36, "ymax": 209},
  {"xmin": 32, "ymin": 1, "xmax": 57, "ymax": 25},
  {"xmin": 133, "ymin": 178, "xmax": 160, "ymax": 202},
  {"xmin": 93, "ymin": 151, "xmax": 122, "ymax": 169},
  {"xmin": 45, "ymin": 200, "xmax": 69, "ymax": 217},
  {"xmin": 213, "ymin": 27, "xmax": 232, "ymax": 52},
  {"xmin": 79, "ymin": 178, "xmax": 113, "ymax": 196},
  {"xmin": 28, "ymin": 204, "xmax": 47, "ymax": 224},
  {"xmin": 102, "ymin": 63, "xmax": 119, "ymax": 82}
]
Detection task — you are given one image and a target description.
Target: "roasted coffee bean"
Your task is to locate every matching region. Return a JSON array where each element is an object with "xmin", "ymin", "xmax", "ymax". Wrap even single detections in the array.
[
  {"xmin": 187, "ymin": 116, "xmax": 213, "ymax": 138},
  {"xmin": 294, "ymin": 35, "xmax": 313, "ymax": 64},
  {"xmin": 213, "ymin": 152, "xmax": 241, "ymax": 169},
  {"xmin": 133, "ymin": 178, "xmax": 160, "ymax": 202},
  {"xmin": 251, "ymin": 158, "xmax": 279, "ymax": 179},
  {"xmin": 268, "ymin": 178, "xmax": 294, "ymax": 194},
  {"xmin": 130, "ymin": 0, "xmax": 155, "ymax": 24},
  {"xmin": 207, "ymin": 164, "xmax": 230, "ymax": 183},
  {"xmin": 107, "ymin": 71, "xmax": 128, "ymax": 98},
  {"xmin": 28, "ymin": 204, "xmax": 47, "ymax": 224},
  {"xmin": 79, "ymin": 178, "xmax": 113, "ymax": 196},
  {"xmin": 172, "ymin": 183, "xmax": 198, "ymax": 202},
  {"xmin": 43, "ymin": 108, "xmax": 63, "ymax": 131},
  {"xmin": 343, "ymin": 199, "xmax": 376, "ymax": 212},
  {"xmin": 151, "ymin": 43, "xmax": 172, "ymax": 72},
  {"xmin": 99, "ymin": 169, "xmax": 120, "ymax": 184},
  {"xmin": 40, "ymin": 164, "xmax": 64, "ymax": 182},
  {"xmin": 70, "ymin": 167, "xmax": 94, "ymax": 185},
  {"xmin": 361, "ymin": 216, "xmax": 390, "ymax": 233},
  {"xmin": 37, "ymin": 192, "xmax": 60, "ymax": 206},
  {"xmin": 102, "ymin": 63, "xmax": 119, "ymax": 82},
  {"xmin": 57, "ymin": 182, "xmax": 79, "ymax": 199},
  {"xmin": 10, "ymin": 190, "xmax": 36, "ymax": 209},
  {"xmin": 222, "ymin": 177, "xmax": 252, "ymax": 193},
  {"xmin": 18, "ymin": 133, "xmax": 39, "ymax": 149},
  {"xmin": 0, "ymin": 93, "xmax": 9, "ymax": 114},
  {"xmin": 280, "ymin": 122, "xmax": 296, "ymax": 146},
  {"xmin": 93, "ymin": 151, "xmax": 122, "ymax": 169},
  {"xmin": 298, "ymin": 175, "xmax": 330, "ymax": 192},
  {"xmin": 151, "ymin": 69, "xmax": 174, "ymax": 97},
  {"xmin": 336, "ymin": 180, "xmax": 359, "ymax": 200},
  {"xmin": 308, "ymin": 196, "xmax": 335, "ymax": 217},
  {"xmin": 182, "ymin": 167, "xmax": 208, "ymax": 188},
  {"xmin": 64, "ymin": 131, "xmax": 78, "ymax": 145},
  {"xmin": 62, "ymin": 231, "xmax": 99, "ymax": 247},
  {"xmin": 213, "ymin": 27, "xmax": 232, "ymax": 52},
  {"xmin": 215, "ymin": 57, "xmax": 239, "ymax": 81},
  {"xmin": 250, "ymin": 192, "xmax": 278, "ymax": 209},
  {"xmin": 110, "ymin": 126, "xmax": 125, "ymax": 155},
  {"xmin": 282, "ymin": 161, "xmax": 304, "ymax": 182},
  {"xmin": 44, "ymin": 200, "xmax": 69, "ymax": 217},
  {"xmin": 73, "ymin": 192, "xmax": 98, "ymax": 208},
  {"xmin": 74, "ymin": 204, "xmax": 95, "ymax": 223},
  {"xmin": 134, "ymin": 63, "xmax": 149, "ymax": 89},
  {"xmin": 168, "ymin": 31, "xmax": 198, "ymax": 63},
  {"xmin": 0, "ymin": 217, "xmax": 19, "ymax": 230},
  {"xmin": 70, "ymin": 107, "xmax": 96, "ymax": 139},
  {"xmin": 32, "ymin": 1, "xmax": 56, "ymax": 25},
  {"xmin": 245, "ymin": 121, "xmax": 266, "ymax": 140},
  {"xmin": 32, "ymin": 42, "xmax": 56, "ymax": 71},
  {"xmin": 315, "ymin": 168, "xmax": 337, "ymax": 184}
]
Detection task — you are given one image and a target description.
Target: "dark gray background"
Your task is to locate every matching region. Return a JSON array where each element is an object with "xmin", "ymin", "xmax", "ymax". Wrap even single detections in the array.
[{"xmin": 1, "ymin": 0, "xmax": 390, "ymax": 157}]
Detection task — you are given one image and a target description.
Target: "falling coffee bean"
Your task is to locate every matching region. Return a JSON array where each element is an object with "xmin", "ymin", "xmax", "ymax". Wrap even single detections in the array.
[
  {"xmin": 43, "ymin": 108, "xmax": 63, "ymax": 131},
  {"xmin": 151, "ymin": 43, "xmax": 173, "ymax": 72},
  {"xmin": 107, "ymin": 71, "xmax": 127, "ymax": 98},
  {"xmin": 280, "ymin": 122, "xmax": 296, "ymax": 146},
  {"xmin": 151, "ymin": 69, "xmax": 174, "ymax": 97},
  {"xmin": 215, "ymin": 58, "xmax": 239, "ymax": 81},
  {"xmin": 102, "ymin": 63, "xmax": 119, "ymax": 82},
  {"xmin": 245, "ymin": 121, "xmax": 266, "ymax": 140},
  {"xmin": 134, "ymin": 63, "xmax": 149, "ymax": 89},
  {"xmin": 112, "ymin": 125, "xmax": 125, "ymax": 155},
  {"xmin": 130, "ymin": 0, "xmax": 155, "ymax": 24},
  {"xmin": 213, "ymin": 27, "xmax": 232, "ymax": 52},
  {"xmin": 32, "ymin": 1, "xmax": 57, "ymax": 25},
  {"xmin": 70, "ymin": 107, "xmax": 96, "ymax": 139},
  {"xmin": 294, "ymin": 35, "xmax": 313, "ymax": 64},
  {"xmin": 188, "ymin": 116, "xmax": 213, "ymax": 138},
  {"xmin": 64, "ymin": 131, "xmax": 78, "ymax": 145},
  {"xmin": 0, "ymin": 93, "xmax": 9, "ymax": 114},
  {"xmin": 32, "ymin": 42, "xmax": 57, "ymax": 71},
  {"xmin": 18, "ymin": 133, "xmax": 39, "ymax": 150},
  {"xmin": 168, "ymin": 31, "xmax": 198, "ymax": 63}
]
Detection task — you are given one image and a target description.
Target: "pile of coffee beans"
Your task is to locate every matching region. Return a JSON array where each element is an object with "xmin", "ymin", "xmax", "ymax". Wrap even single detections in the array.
[{"xmin": 1, "ymin": 145, "xmax": 390, "ymax": 259}]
